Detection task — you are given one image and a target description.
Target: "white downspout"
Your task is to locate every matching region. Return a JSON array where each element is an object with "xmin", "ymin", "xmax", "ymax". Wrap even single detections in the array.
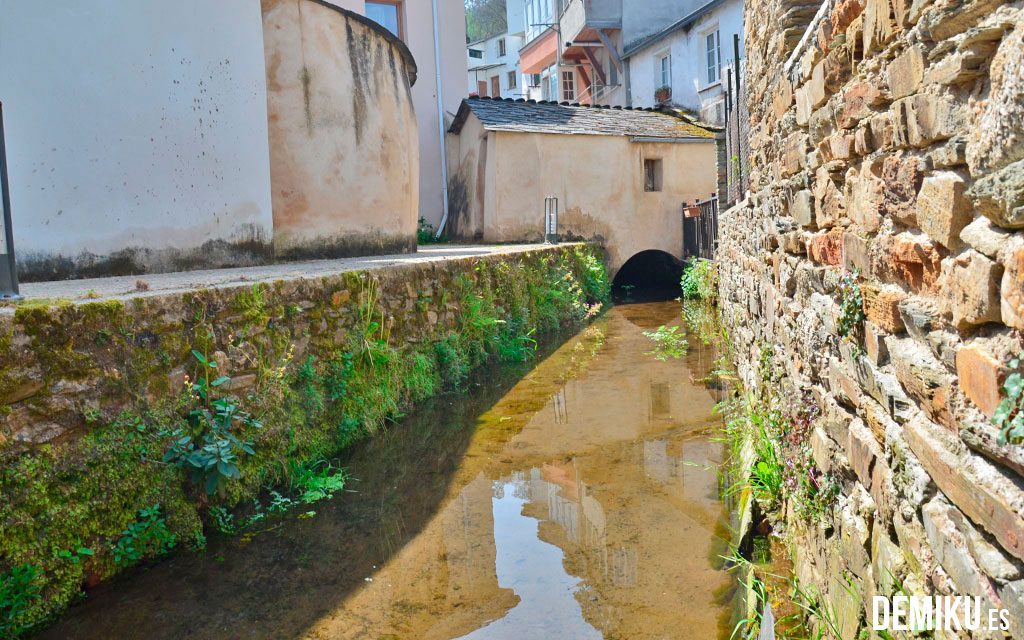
[{"xmin": 431, "ymin": 0, "xmax": 452, "ymax": 240}]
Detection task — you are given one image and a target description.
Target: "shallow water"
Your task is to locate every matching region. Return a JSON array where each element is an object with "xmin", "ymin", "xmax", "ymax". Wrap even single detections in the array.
[{"xmin": 39, "ymin": 301, "xmax": 733, "ymax": 640}]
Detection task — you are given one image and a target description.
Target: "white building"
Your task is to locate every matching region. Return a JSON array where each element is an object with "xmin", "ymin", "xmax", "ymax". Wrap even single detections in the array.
[
  {"xmin": 621, "ymin": 0, "xmax": 744, "ymax": 123},
  {"xmin": 467, "ymin": 32, "xmax": 525, "ymax": 99}
]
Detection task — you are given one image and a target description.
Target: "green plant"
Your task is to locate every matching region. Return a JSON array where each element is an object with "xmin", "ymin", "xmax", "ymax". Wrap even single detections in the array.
[
  {"xmin": 110, "ymin": 505, "xmax": 177, "ymax": 566},
  {"xmin": 836, "ymin": 271, "xmax": 865, "ymax": 344},
  {"xmin": 290, "ymin": 461, "xmax": 349, "ymax": 504},
  {"xmin": 0, "ymin": 564, "xmax": 41, "ymax": 638},
  {"xmin": 643, "ymin": 325, "xmax": 689, "ymax": 361},
  {"xmin": 680, "ymin": 259, "xmax": 718, "ymax": 301},
  {"xmin": 995, "ymin": 350, "xmax": 1024, "ymax": 445},
  {"xmin": 163, "ymin": 349, "xmax": 262, "ymax": 495},
  {"xmin": 417, "ymin": 217, "xmax": 438, "ymax": 244},
  {"xmin": 435, "ymin": 334, "xmax": 470, "ymax": 390},
  {"xmin": 750, "ymin": 419, "xmax": 784, "ymax": 511}
]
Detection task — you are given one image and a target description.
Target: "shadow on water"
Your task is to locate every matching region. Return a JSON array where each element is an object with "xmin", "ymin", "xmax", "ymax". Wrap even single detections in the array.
[
  {"xmin": 37, "ymin": 350, "xmax": 553, "ymax": 640},
  {"xmin": 39, "ymin": 302, "xmax": 739, "ymax": 640}
]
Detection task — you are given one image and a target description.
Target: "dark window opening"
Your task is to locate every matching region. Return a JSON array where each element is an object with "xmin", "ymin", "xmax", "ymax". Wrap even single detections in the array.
[{"xmin": 644, "ymin": 159, "xmax": 663, "ymax": 192}]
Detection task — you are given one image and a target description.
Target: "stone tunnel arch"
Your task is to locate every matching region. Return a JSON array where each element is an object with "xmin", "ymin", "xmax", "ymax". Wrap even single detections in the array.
[{"xmin": 611, "ymin": 249, "xmax": 684, "ymax": 299}]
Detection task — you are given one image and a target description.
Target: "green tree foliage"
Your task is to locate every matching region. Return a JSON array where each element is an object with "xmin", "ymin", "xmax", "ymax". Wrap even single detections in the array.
[{"xmin": 466, "ymin": 0, "xmax": 507, "ymax": 42}]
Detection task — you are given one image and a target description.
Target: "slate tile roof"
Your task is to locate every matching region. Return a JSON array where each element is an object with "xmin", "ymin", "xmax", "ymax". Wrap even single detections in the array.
[{"xmin": 450, "ymin": 96, "xmax": 717, "ymax": 140}]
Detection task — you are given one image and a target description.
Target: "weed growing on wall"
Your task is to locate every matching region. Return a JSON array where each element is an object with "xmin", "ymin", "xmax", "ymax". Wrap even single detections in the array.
[
  {"xmin": 0, "ymin": 565, "xmax": 41, "ymax": 638},
  {"xmin": 681, "ymin": 258, "xmax": 718, "ymax": 301},
  {"xmin": 836, "ymin": 271, "xmax": 865, "ymax": 351},
  {"xmin": 995, "ymin": 350, "xmax": 1024, "ymax": 445},
  {"xmin": 109, "ymin": 505, "xmax": 177, "ymax": 567}
]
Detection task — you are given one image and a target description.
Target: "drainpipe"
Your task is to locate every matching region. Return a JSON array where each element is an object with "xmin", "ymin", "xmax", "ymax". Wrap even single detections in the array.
[{"xmin": 431, "ymin": 0, "xmax": 452, "ymax": 240}]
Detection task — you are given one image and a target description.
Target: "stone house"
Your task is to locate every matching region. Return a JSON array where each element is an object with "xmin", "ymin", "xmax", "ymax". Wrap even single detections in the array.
[{"xmin": 446, "ymin": 96, "xmax": 718, "ymax": 274}]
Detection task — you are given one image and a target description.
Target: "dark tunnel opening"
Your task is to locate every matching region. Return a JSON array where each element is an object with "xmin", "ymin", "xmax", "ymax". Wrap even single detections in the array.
[{"xmin": 612, "ymin": 250, "xmax": 683, "ymax": 302}]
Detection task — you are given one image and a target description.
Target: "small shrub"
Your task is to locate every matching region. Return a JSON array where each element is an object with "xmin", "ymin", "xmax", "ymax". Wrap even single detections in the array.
[
  {"xmin": 836, "ymin": 271, "xmax": 865, "ymax": 344},
  {"xmin": 995, "ymin": 350, "xmax": 1024, "ymax": 445},
  {"xmin": 110, "ymin": 505, "xmax": 177, "ymax": 566},
  {"xmin": 290, "ymin": 461, "xmax": 348, "ymax": 505},
  {"xmin": 0, "ymin": 564, "xmax": 41, "ymax": 638},
  {"xmin": 680, "ymin": 259, "xmax": 718, "ymax": 301},
  {"xmin": 435, "ymin": 334, "xmax": 470, "ymax": 391},
  {"xmin": 643, "ymin": 325, "xmax": 689, "ymax": 361},
  {"xmin": 417, "ymin": 217, "xmax": 438, "ymax": 244}
]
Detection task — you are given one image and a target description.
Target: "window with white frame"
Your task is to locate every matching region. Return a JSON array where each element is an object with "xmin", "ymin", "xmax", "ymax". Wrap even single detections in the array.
[
  {"xmin": 706, "ymin": 30, "xmax": 721, "ymax": 84},
  {"xmin": 657, "ymin": 52, "xmax": 671, "ymax": 88},
  {"xmin": 561, "ymin": 70, "xmax": 575, "ymax": 101},
  {"xmin": 508, "ymin": 71, "xmax": 517, "ymax": 89},
  {"xmin": 498, "ymin": 38, "xmax": 507, "ymax": 57},
  {"xmin": 525, "ymin": 0, "xmax": 553, "ymax": 41}
]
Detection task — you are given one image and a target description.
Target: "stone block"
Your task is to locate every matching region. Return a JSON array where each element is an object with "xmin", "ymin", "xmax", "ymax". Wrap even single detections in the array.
[
  {"xmin": 782, "ymin": 132, "xmax": 810, "ymax": 177},
  {"xmin": 808, "ymin": 60, "xmax": 828, "ymax": 110},
  {"xmin": 887, "ymin": 45, "xmax": 925, "ymax": 99},
  {"xmin": 956, "ymin": 342, "xmax": 1006, "ymax": 417},
  {"xmin": 831, "ymin": 0, "xmax": 866, "ymax": 35},
  {"xmin": 789, "ymin": 189, "xmax": 814, "ymax": 227},
  {"xmin": 839, "ymin": 81, "xmax": 883, "ymax": 129},
  {"xmin": 842, "ymin": 231, "xmax": 872, "ymax": 273},
  {"xmin": 878, "ymin": 232, "xmax": 945, "ymax": 294},
  {"xmin": 928, "ymin": 138, "xmax": 968, "ymax": 169},
  {"xmin": 969, "ymin": 158, "xmax": 1024, "ymax": 230},
  {"xmin": 965, "ymin": 20, "xmax": 1024, "ymax": 175},
  {"xmin": 897, "ymin": 297, "xmax": 940, "ymax": 341},
  {"xmin": 864, "ymin": 320, "xmax": 889, "ymax": 366},
  {"xmin": 886, "ymin": 335, "xmax": 954, "ymax": 427},
  {"xmin": 904, "ymin": 413, "xmax": 1024, "ymax": 563},
  {"xmin": 960, "ymin": 215, "xmax": 1014, "ymax": 260},
  {"xmin": 814, "ymin": 165, "xmax": 847, "ymax": 227},
  {"xmin": 812, "ymin": 426, "xmax": 839, "ymax": 475},
  {"xmin": 880, "ymin": 152, "xmax": 926, "ymax": 226},
  {"xmin": 921, "ymin": 497, "xmax": 1001, "ymax": 605},
  {"xmin": 863, "ymin": 0, "xmax": 895, "ymax": 54},
  {"xmin": 773, "ymin": 77, "xmax": 794, "ymax": 120},
  {"xmin": 845, "ymin": 160, "xmax": 884, "ymax": 232},
  {"xmin": 941, "ymin": 250, "xmax": 1003, "ymax": 330},
  {"xmin": 853, "ymin": 356, "xmax": 914, "ymax": 423},
  {"xmin": 847, "ymin": 417, "xmax": 881, "ymax": 486},
  {"xmin": 871, "ymin": 454, "xmax": 896, "ymax": 525},
  {"xmin": 1003, "ymin": 245, "xmax": 1024, "ymax": 330},
  {"xmin": 916, "ymin": 170, "xmax": 973, "ymax": 251},
  {"xmin": 891, "ymin": 94, "xmax": 961, "ymax": 149},
  {"xmin": 862, "ymin": 283, "xmax": 907, "ymax": 333},
  {"xmin": 808, "ymin": 228, "xmax": 845, "ymax": 265}
]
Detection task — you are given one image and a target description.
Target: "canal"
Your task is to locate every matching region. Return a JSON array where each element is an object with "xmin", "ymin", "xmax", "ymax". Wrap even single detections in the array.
[{"xmin": 38, "ymin": 300, "xmax": 735, "ymax": 640}]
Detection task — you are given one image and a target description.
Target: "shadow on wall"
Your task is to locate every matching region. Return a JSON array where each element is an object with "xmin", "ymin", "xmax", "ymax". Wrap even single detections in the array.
[{"xmin": 612, "ymin": 249, "xmax": 683, "ymax": 301}]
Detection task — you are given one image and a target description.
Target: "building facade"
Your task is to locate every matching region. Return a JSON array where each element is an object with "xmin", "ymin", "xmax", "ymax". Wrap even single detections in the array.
[
  {"xmin": 447, "ymin": 97, "xmax": 718, "ymax": 273},
  {"xmin": 468, "ymin": 32, "xmax": 525, "ymax": 99},
  {"xmin": 321, "ymin": 0, "xmax": 467, "ymax": 232},
  {"xmin": 0, "ymin": 0, "xmax": 421, "ymax": 280},
  {"xmin": 621, "ymin": 0, "xmax": 744, "ymax": 124}
]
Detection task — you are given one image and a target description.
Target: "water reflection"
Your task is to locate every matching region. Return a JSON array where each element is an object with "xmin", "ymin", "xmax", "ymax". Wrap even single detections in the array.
[{"xmin": 38, "ymin": 301, "xmax": 732, "ymax": 640}]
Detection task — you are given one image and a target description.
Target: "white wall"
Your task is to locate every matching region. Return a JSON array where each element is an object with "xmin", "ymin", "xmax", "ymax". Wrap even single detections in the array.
[
  {"xmin": 626, "ymin": 0, "xmax": 743, "ymax": 120},
  {"xmin": 0, "ymin": 0, "xmax": 274, "ymax": 279},
  {"xmin": 468, "ymin": 33, "xmax": 526, "ymax": 99}
]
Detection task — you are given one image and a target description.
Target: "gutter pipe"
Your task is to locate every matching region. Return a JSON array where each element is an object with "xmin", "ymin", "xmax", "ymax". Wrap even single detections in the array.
[{"xmin": 432, "ymin": 0, "xmax": 452, "ymax": 240}]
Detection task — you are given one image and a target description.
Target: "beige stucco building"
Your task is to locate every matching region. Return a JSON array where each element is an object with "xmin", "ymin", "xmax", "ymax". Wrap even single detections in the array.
[{"xmin": 447, "ymin": 97, "xmax": 718, "ymax": 274}]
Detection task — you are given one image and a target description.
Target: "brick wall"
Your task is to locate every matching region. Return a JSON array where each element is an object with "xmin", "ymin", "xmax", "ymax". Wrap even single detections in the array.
[{"xmin": 719, "ymin": 0, "xmax": 1024, "ymax": 635}]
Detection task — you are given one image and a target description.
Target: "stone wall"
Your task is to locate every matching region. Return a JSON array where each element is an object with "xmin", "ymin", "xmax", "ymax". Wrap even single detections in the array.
[
  {"xmin": 0, "ymin": 244, "xmax": 609, "ymax": 633},
  {"xmin": 719, "ymin": 0, "xmax": 1024, "ymax": 636}
]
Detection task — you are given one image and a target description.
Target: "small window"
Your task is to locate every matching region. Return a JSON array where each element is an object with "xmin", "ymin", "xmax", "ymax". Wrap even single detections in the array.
[
  {"xmin": 366, "ymin": 1, "xmax": 403, "ymax": 39},
  {"xmin": 469, "ymin": 48, "xmax": 483, "ymax": 59},
  {"xmin": 658, "ymin": 53, "xmax": 672, "ymax": 89},
  {"xmin": 561, "ymin": 70, "xmax": 575, "ymax": 101},
  {"xmin": 530, "ymin": 73, "xmax": 542, "ymax": 87},
  {"xmin": 644, "ymin": 159, "xmax": 663, "ymax": 192},
  {"xmin": 498, "ymin": 38, "xmax": 507, "ymax": 57},
  {"xmin": 508, "ymin": 71, "xmax": 517, "ymax": 89},
  {"xmin": 706, "ymin": 30, "xmax": 721, "ymax": 84}
]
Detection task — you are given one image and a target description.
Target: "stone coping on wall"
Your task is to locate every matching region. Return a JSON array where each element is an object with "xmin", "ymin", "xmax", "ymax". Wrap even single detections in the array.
[{"xmin": 9, "ymin": 244, "xmax": 563, "ymax": 308}]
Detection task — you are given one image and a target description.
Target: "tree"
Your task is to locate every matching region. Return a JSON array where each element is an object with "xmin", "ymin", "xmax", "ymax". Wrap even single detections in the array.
[{"xmin": 465, "ymin": 0, "xmax": 507, "ymax": 42}]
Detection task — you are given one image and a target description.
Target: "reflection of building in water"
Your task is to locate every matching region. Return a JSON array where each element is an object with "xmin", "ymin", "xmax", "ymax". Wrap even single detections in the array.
[
  {"xmin": 649, "ymin": 381, "xmax": 672, "ymax": 421},
  {"xmin": 552, "ymin": 387, "xmax": 568, "ymax": 424},
  {"xmin": 644, "ymin": 437, "xmax": 723, "ymax": 503}
]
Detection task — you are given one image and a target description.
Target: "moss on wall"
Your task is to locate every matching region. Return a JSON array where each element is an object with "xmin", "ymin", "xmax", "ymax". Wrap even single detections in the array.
[{"xmin": 0, "ymin": 244, "xmax": 610, "ymax": 635}]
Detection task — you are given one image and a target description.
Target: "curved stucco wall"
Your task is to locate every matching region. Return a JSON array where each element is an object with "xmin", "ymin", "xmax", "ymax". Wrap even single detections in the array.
[
  {"xmin": 0, "ymin": 0, "xmax": 275, "ymax": 281},
  {"xmin": 262, "ymin": 0, "xmax": 419, "ymax": 259}
]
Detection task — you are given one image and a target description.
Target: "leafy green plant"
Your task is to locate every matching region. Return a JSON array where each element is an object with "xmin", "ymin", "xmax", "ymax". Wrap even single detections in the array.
[
  {"xmin": 290, "ymin": 461, "xmax": 349, "ymax": 504},
  {"xmin": 163, "ymin": 349, "xmax": 262, "ymax": 495},
  {"xmin": 643, "ymin": 325, "xmax": 689, "ymax": 361},
  {"xmin": 0, "ymin": 564, "xmax": 41, "ymax": 639},
  {"xmin": 417, "ymin": 216, "xmax": 438, "ymax": 244},
  {"xmin": 836, "ymin": 271, "xmax": 865, "ymax": 343},
  {"xmin": 750, "ymin": 419, "xmax": 784, "ymax": 511},
  {"xmin": 680, "ymin": 259, "xmax": 718, "ymax": 300},
  {"xmin": 995, "ymin": 350, "xmax": 1024, "ymax": 445},
  {"xmin": 110, "ymin": 504, "xmax": 177, "ymax": 566}
]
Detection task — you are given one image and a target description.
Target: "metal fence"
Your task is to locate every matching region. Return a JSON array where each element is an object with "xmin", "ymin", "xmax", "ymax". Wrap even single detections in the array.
[
  {"xmin": 723, "ymin": 37, "xmax": 751, "ymax": 206},
  {"xmin": 682, "ymin": 194, "xmax": 719, "ymax": 261}
]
